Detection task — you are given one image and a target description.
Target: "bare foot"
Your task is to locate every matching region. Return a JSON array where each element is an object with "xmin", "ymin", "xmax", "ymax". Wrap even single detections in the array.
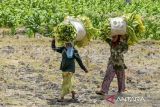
[
  {"xmin": 57, "ymin": 97, "xmax": 64, "ymax": 102},
  {"xmin": 71, "ymin": 91, "xmax": 76, "ymax": 99},
  {"xmin": 95, "ymin": 90, "xmax": 105, "ymax": 95}
]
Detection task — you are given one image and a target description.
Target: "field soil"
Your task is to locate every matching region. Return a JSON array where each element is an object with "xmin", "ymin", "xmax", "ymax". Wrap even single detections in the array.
[{"xmin": 0, "ymin": 34, "xmax": 160, "ymax": 107}]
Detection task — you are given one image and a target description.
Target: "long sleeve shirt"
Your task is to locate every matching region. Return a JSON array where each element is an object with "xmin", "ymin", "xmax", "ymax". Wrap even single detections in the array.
[
  {"xmin": 106, "ymin": 38, "xmax": 128, "ymax": 71},
  {"xmin": 51, "ymin": 40, "xmax": 87, "ymax": 73}
]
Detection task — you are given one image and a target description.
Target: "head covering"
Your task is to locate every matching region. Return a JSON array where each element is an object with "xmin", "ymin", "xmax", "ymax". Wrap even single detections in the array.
[
  {"xmin": 65, "ymin": 42, "xmax": 73, "ymax": 47},
  {"xmin": 111, "ymin": 35, "xmax": 121, "ymax": 48}
]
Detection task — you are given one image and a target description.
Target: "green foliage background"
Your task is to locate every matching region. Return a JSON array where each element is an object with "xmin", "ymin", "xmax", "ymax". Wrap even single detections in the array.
[{"xmin": 0, "ymin": 0, "xmax": 160, "ymax": 39}]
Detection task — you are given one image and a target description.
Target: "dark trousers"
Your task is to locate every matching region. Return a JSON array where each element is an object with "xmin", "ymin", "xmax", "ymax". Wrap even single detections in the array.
[{"xmin": 101, "ymin": 64, "xmax": 125, "ymax": 94}]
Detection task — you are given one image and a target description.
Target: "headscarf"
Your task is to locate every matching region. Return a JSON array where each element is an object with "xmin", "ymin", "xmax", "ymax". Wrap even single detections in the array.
[{"xmin": 111, "ymin": 35, "xmax": 121, "ymax": 48}]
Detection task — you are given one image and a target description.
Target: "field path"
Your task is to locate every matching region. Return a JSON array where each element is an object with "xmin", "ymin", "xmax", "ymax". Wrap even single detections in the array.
[{"xmin": 0, "ymin": 37, "xmax": 160, "ymax": 107}]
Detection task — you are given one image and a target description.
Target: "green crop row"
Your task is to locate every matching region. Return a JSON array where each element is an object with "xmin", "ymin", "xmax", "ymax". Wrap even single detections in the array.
[{"xmin": 0, "ymin": 0, "xmax": 160, "ymax": 39}]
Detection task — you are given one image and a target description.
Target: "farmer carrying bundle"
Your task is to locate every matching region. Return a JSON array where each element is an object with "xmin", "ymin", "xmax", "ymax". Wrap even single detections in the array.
[
  {"xmin": 54, "ymin": 16, "xmax": 97, "ymax": 47},
  {"xmin": 96, "ymin": 14, "xmax": 145, "ymax": 95},
  {"xmin": 96, "ymin": 34, "xmax": 128, "ymax": 96},
  {"xmin": 51, "ymin": 39, "xmax": 88, "ymax": 102}
]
